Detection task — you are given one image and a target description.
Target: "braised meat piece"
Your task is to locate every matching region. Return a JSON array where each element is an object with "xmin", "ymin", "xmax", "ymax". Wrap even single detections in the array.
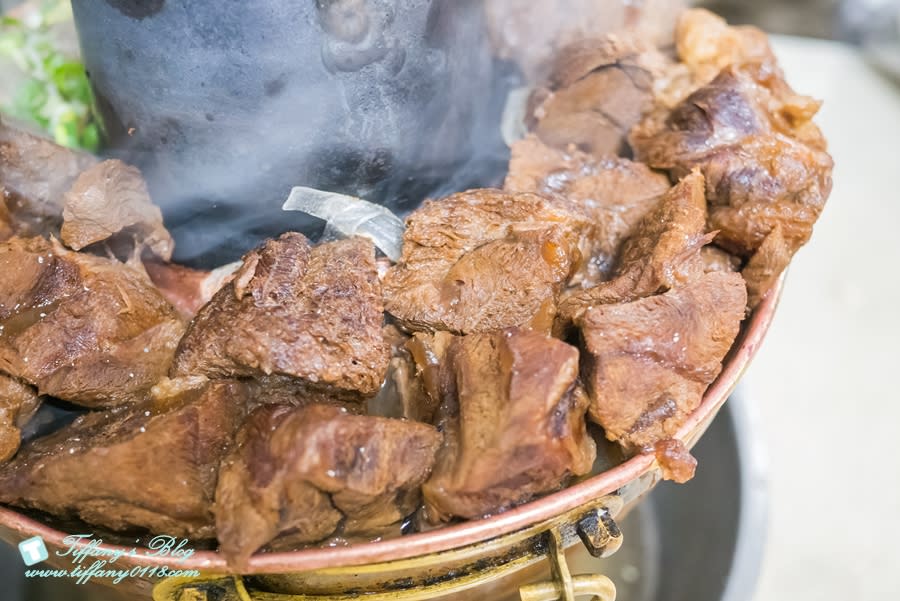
[
  {"xmin": 675, "ymin": 9, "xmax": 777, "ymax": 88},
  {"xmin": 61, "ymin": 159, "xmax": 174, "ymax": 260},
  {"xmin": 741, "ymin": 225, "xmax": 791, "ymax": 309},
  {"xmin": 214, "ymin": 404, "xmax": 336, "ymax": 568},
  {"xmin": 631, "ymin": 65, "xmax": 833, "ymax": 258},
  {"xmin": 142, "ymin": 260, "xmax": 239, "ymax": 320},
  {"xmin": 422, "ymin": 329, "xmax": 596, "ymax": 523},
  {"xmin": 558, "ymin": 171, "xmax": 711, "ymax": 323},
  {"xmin": 0, "ymin": 237, "xmax": 184, "ymax": 407},
  {"xmin": 0, "ymin": 118, "xmax": 97, "ymax": 236},
  {"xmin": 215, "ymin": 403, "xmax": 441, "ymax": 569},
  {"xmin": 0, "ymin": 122, "xmax": 172, "ymax": 257},
  {"xmin": 173, "ymin": 234, "xmax": 389, "ymax": 399},
  {"xmin": 383, "ymin": 189, "xmax": 591, "ymax": 334},
  {"xmin": 640, "ymin": 9, "xmax": 779, "ymax": 114},
  {"xmin": 0, "ymin": 374, "xmax": 40, "ymax": 464},
  {"xmin": 579, "ymin": 271, "xmax": 747, "ymax": 481},
  {"xmin": 0, "ymin": 377, "xmax": 248, "ymax": 538},
  {"xmin": 505, "ymin": 135, "xmax": 670, "ymax": 284},
  {"xmin": 528, "ymin": 35, "xmax": 670, "ymax": 156}
]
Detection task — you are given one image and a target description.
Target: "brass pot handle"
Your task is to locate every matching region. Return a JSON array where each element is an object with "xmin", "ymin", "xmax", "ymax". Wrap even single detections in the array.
[{"xmin": 518, "ymin": 525, "xmax": 617, "ymax": 601}]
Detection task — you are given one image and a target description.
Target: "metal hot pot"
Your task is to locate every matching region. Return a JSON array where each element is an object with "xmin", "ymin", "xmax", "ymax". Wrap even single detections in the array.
[
  {"xmin": 0, "ymin": 1, "xmax": 783, "ymax": 598},
  {"xmin": 69, "ymin": 0, "xmax": 500, "ymax": 266}
]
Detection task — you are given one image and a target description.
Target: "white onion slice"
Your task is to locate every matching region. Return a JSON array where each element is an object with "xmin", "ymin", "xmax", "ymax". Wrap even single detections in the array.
[{"xmin": 282, "ymin": 186, "xmax": 405, "ymax": 262}]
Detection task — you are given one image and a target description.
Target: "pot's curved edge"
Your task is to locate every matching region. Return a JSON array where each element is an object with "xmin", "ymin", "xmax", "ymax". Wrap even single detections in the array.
[{"xmin": 0, "ymin": 275, "xmax": 785, "ymax": 574}]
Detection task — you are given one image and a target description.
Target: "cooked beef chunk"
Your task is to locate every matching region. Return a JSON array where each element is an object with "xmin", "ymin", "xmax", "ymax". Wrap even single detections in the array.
[
  {"xmin": 505, "ymin": 135, "xmax": 670, "ymax": 284},
  {"xmin": 579, "ymin": 271, "xmax": 746, "ymax": 478},
  {"xmin": 639, "ymin": 9, "xmax": 779, "ymax": 114},
  {"xmin": 142, "ymin": 260, "xmax": 239, "ymax": 320},
  {"xmin": 0, "ymin": 118, "xmax": 97, "ymax": 236},
  {"xmin": 0, "ymin": 374, "xmax": 40, "ymax": 464},
  {"xmin": 558, "ymin": 171, "xmax": 711, "ymax": 323},
  {"xmin": 0, "ymin": 377, "xmax": 248, "ymax": 538},
  {"xmin": 173, "ymin": 234, "xmax": 389, "ymax": 399},
  {"xmin": 0, "ymin": 237, "xmax": 184, "ymax": 407},
  {"xmin": 675, "ymin": 9, "xmax": 777, "ymax": 88},
  {"xmin": 527, "ymin": 35, "xmax": 670, "ymax": 156},
  {"xmin": 422, "ymin": 329, "xmax": 596, "ymax": 522},
  {"xmin": 215, "ymin": 404, "xmax": 336, "ymax": 567},
  {"xmin": 742, "ymin": 225, "xmax": 791, "ymax": 309},
  {"xmin": 700, "ymin": 245, "xmax": 741, "ymax": 273},
  {"xmin": 485, "ymin": 0, "xmax": 683, "ymax": 82},
  {"xmin": 60, "ymin": 159, "xmax": 174, "ymax": 260},
  {"xmin": 383, "ymin": 189, "xmax": 592, "ymax": 334},
  {"xmin": 631, "ymin": 64, "xmax": 833, "ymax": 259},
  {"xmin": 215, "ymin": 403, "xmax": 441, "ymax": 568},
  {"xmin": 0, "ymin": 123, "xmax": 172, "ymax": 258}
]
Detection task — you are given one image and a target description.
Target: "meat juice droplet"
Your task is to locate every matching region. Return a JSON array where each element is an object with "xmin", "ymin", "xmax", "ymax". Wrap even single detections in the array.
[{"xmin": 37, "ymin": 256, "xmax": 44, "ymax": 264}]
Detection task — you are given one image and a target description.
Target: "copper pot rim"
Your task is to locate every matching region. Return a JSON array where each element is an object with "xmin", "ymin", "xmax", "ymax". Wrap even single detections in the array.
[{"xmin": 0, "ymin": 276, "xmax": 784, "ymax": 574}]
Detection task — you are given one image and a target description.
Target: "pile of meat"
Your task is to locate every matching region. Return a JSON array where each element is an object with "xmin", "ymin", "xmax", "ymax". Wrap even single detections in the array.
[{"xmin": 0, "ymin": 9, "xmax": 831, "ymax": 568}]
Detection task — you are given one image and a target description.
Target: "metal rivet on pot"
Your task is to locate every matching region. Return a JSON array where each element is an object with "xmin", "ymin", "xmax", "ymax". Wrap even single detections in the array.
[{"xmin": 576, "ymin": 507, "xmax": 623, "ymax": 558}]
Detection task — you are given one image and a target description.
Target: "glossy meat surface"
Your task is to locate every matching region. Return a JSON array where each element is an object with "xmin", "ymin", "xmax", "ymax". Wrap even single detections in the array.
[
  {"xmin": 632, "ymin": 65, "xmax": 833, "ymax": 258},
  {"xmin": 558, "ymin": 171, "xmax": 711, "ymax": 322},
  {"xmin": 173, "ymin": 234, "xmax": 389, "ymax": 399},
  {"xmin": 0, "ymin": 237, "xmax": 184, "ymax": 407},
  {"xmin": 505, "ymin": 135, "xmax": 670, "ymax": 284},
  {"xmin": 61, "ymin": 159, "xmax": 174, "ymax": 260},
  {"xmin": 384, "ymin": 189, "xmax": 592, "ymax": 334},
  {"xmin": 528, "ymin": 35, "xmax": 670, "ymax": 156},
  {"xmin": 580, "ymin": 271, "xmax": 746, "ymax": 457},
  {"xmin": 215, "ymin": 404, "xmax": 441, "ymax": 568},
  {"xmin": 0, "ymin": 378, "xmax": 248, "ymax": 537},
  {"xmin": 423, "ymin": 329, "xmax": 595, "ymax": 522}
]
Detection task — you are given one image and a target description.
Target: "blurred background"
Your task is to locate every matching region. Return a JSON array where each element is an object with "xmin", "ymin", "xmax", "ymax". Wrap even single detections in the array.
[{"xmin": 1, "ymin": 0, "xmax": 898, "ymax": 600}]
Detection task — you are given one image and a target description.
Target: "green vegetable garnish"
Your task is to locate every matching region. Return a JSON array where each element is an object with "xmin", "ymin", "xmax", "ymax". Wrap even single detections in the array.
[{"xmin": 0, "ymin": 1, "xmax": 99, "ymax": 152}]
